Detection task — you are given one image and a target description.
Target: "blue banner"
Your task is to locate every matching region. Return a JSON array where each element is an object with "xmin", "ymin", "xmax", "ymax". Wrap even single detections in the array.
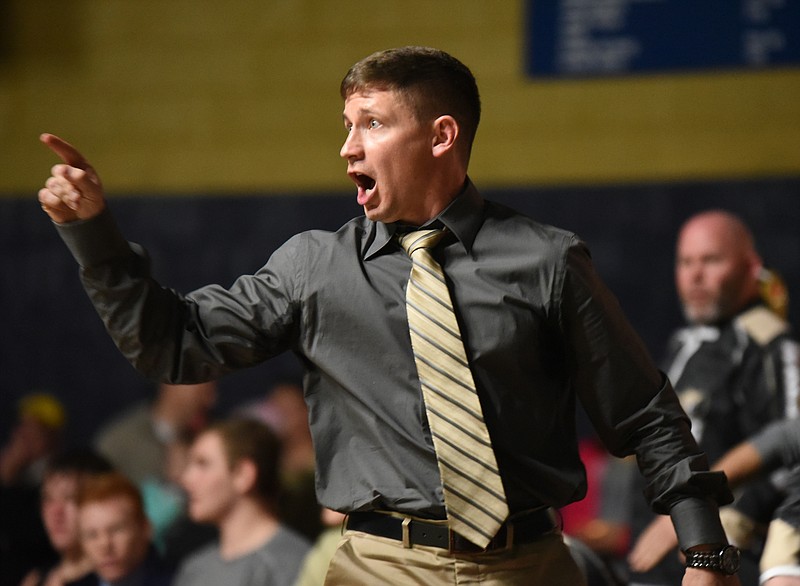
[{"xmin": 525, "ymin": 0, "xmax": 800, "ymax": 78}]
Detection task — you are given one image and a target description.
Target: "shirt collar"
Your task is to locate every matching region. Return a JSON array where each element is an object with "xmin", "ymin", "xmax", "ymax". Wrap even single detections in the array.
[{"xmin": 362, "ymin": 178, "xmax": 484, "ymax": 260}]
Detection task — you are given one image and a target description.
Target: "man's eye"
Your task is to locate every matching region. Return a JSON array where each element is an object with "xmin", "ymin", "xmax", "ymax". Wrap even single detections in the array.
[{"xmin": 368, "ymin": 119, "xmax": 380, "ymax": 129}]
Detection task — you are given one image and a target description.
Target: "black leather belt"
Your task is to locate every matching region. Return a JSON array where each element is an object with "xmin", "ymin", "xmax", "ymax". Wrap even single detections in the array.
[{"xmin": 345, "ymin": 508, "xmax": 557, "ymax": 553}]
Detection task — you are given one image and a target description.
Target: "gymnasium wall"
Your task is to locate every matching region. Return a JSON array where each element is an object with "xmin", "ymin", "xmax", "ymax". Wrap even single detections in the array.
[{"xmin": 1, "ymin": 0, "xmax": 798, "ymax": 192}]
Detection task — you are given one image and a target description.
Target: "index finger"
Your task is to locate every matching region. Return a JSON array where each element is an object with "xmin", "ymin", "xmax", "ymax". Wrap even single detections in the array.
[{"xmin": 39, "ymin": 133, "xmax": 91, "ymax": 170}]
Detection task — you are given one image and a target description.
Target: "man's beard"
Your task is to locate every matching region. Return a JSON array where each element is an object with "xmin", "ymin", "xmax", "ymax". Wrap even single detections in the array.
[{"xmin": 682, "ymin": 300, "xmax": 723, "ymax": 325}]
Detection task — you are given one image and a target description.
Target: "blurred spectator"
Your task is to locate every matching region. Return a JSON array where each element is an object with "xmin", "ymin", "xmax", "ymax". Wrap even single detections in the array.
[
  {"xmin": 18, "ymin": 447, "xmax": 113, "ymax": 586},
  {"xmin": 151, "ymin": 429, "xmax": 217, "ymax": 567},
  {"xmin": 713, "ymin": 420, "xmax": 800, "ymax": 585},
  {"xmin": 0, "ymin": 392, "xmax": 67, "ymax": 586},
  {"xmin": 77, "ymin": 472, "xmax": 173, "ymax": 586},
  {"xmin": 94, "ymin": 382, "xmax": 217, "ymax": 485},
  {"xmin": 137, "ymin": 432, "xmax": 191, "ymax": 554},
  {"xmin": 627, "ymin": 210, "xmax": 800, "ymax": 585},
  {"xmin": 174, "ymin": 418, "xmax": 310, "ymax": 586},
  {"xmin": 93, "ymin": 381, "xmax": 217, "ymax": 551},
  {"xmin": 1, "ymin": 392, "xmax": 66, "ymax": 488},
  {"xmin": 236, "ymin": 381, "xmax": 321, "ymax": 541}
]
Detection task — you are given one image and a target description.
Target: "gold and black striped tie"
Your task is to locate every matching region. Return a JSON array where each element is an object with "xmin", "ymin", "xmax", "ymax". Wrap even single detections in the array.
[{"xmin": 398, "ymin": 228, "xmax": 509, "ymax": 548}]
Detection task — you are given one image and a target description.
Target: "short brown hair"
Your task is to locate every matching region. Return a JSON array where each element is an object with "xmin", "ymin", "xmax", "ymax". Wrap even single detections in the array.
[
  {"xmin": 77, "ymin": 472, "xmax": 147, "ymax": 523},
  {"xmin": 340, "ymin": 46, "xmax": 481, "ymax": 160},
  {"xmin": 209, "ymin": 418, "xmax": 282, "ymax": 508}
]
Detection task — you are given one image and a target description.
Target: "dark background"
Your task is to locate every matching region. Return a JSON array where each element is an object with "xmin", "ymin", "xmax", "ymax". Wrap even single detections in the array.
[{"xmin": 2, "ymin": 176, "xmax": 799, "ymax": 448}]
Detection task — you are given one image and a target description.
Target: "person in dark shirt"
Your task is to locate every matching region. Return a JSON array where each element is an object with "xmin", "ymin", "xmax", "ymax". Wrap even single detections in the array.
[
  {"xmin": 715, "ymin": 420, "xmax": 800, "ymax": 586},
  {"xmin": 38, "ymin": 46, "xmax": 739, "ymax": 585},
  {"xmin": 627, "ymin": 211, "xmax": 799, "ymax": 585},
  {"xmin": 0, "ymin": 393, "xmax": 68, "ymax": 586}
]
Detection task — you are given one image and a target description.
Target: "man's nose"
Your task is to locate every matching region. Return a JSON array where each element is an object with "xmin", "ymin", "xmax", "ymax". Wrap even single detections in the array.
[
  {"xmin": 340, "ymin": 131, "xmax": 362, "ymax": 160},
  {"xmin": 689, "ymin": 265, "xmax": 705, "ymax": 283}
]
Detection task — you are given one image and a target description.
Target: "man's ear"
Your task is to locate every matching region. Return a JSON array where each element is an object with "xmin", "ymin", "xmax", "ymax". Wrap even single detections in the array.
[
  {"xmin": 432, "ymin": 115, "xmax": 459, "ymax": 158},
  {"xmin": 232, "ymin": 459, "xmax": 258, "ymax": 495},
  {"xmin": 748, "ymin": 251, "xmax": 764, "ymax": 280}
]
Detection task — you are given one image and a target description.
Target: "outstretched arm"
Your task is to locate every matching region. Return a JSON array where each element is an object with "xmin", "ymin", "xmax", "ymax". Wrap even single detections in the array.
[
  {"xmin": 36, "ymin": 132, "xmax": 301, "ymax": 383},
  {"xmin": 38, "ymin": 133, "xmax": 106, "ymax": 223},
  {"xmin": 711, "ymin": 441, "xmax": 764, "ymax": 488}
]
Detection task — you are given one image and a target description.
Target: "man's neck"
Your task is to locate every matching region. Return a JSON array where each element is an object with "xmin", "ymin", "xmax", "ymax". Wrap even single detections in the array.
[
  {"xmin": 101, "ymin": 561, "xmax": 146, "ymax": 586},
  {"xmin": 402, "ymin": 174, "xmax": 468, "ymax": 227}
]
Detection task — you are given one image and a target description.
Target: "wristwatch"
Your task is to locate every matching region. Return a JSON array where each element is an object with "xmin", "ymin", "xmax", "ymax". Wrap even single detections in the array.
[{"xmin": 684, "ymin": 544, "xmax": 741, "ymax": 575}]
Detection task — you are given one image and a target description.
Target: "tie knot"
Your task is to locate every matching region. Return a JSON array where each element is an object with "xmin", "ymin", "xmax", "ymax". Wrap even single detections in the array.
[{"xmin": 398, "ymin": 229, "xmax": 447, "ymax": 257}]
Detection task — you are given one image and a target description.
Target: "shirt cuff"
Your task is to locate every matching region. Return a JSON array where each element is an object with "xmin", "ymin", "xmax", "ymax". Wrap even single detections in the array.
[
  {"xmin": 669, "ymin": 497, "xmax": 728, "ymax": 550},
  {"xmin": 53, "ymin": 208, "xmax": 132, "ymax": 268}
]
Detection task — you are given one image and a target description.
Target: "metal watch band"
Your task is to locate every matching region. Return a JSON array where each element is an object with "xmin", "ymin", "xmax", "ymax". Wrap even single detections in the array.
[
  {"xmin": 686, "ymin": 551, "xmax": 722, "ymax": 569},
  {"xmin": 684, "ymin": 545, "xmax": 740, "ymax": 575}
]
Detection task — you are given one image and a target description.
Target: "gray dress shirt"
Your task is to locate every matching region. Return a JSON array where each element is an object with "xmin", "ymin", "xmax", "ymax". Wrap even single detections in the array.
[{"xmin": 56, "ymin": 180, "xmax": 731, "ymax": 549}]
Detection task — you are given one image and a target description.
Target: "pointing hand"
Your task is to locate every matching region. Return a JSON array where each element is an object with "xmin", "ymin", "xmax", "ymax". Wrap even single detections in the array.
[{"xmin": 38, "ymin": 133, "xmax": 106, "ymax": 223}]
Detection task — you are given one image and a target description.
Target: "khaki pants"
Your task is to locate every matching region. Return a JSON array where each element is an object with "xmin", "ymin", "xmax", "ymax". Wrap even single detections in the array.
[{"xmin": 324, "ymin": 529, "xmax": 586, "ymax": 586}]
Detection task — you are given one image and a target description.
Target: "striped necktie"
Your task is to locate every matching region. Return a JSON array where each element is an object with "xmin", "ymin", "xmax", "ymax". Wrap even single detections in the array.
[{"xmin": 398, "ymin": 228, "xmax": 509, "ymax": 548}]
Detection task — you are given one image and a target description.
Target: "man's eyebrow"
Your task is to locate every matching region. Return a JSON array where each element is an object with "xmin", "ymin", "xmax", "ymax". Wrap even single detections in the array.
[{"xmin": 344, "ymin": 107, "xmax": 380, "ymax": 121}]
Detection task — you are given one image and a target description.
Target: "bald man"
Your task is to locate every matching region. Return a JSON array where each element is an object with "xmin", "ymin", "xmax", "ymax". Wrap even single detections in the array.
[
  {"xmin": 627, "ymin": 210, "xmax": 800, "ymax": 586},
  {"xmin": 675, "ymin": 211, "xmax": 763, "ymax": 326}
]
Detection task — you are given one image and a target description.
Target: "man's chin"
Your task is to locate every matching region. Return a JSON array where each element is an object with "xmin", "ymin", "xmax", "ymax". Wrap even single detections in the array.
[
  {"xmin": 363, "ymin": 205, "xmax": 390, "ymax": 223},
  {"xmin": 97, "ymin": 567, "xmax": 126, "ymax": 583},
  {"xmin": 683, "ymin": 304, "xmax": 722, "ymax": 325}
]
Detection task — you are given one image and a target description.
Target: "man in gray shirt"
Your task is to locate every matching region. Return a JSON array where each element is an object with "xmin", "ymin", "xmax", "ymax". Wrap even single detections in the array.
[
  {"xmin": 38, "ymin": 46, "xmax": 739, "ymax": 585},
  {"xmin": 173, "ymin": 418, "xmax": 310, "ymax": 586}
]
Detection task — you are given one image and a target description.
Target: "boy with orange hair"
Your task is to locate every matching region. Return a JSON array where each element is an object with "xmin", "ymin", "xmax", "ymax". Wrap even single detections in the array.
[{"xmin": 77, "ymin": 472, "xmax": 173, "ymax": 586}]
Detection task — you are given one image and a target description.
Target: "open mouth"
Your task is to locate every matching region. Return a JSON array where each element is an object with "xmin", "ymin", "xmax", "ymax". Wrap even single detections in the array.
[
  {"xmin": 351, "ymin": 172, "xmax": 376, "ymax": 205},
  {"xmin": 353, "ymin": 173, "xmax": 375, "ymax": 191}
]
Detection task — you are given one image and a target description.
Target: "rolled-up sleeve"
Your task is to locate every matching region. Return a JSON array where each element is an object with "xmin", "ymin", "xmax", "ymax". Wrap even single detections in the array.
[{"xmin": 558, "ymin": 237, "xmax": 732, "ymax": 548}]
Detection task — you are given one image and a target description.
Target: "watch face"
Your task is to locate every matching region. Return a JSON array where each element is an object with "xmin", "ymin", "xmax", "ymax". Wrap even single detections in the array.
[{"xmin": 720, "ymin": 545, "xmax": 741, "ymax": 574}]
